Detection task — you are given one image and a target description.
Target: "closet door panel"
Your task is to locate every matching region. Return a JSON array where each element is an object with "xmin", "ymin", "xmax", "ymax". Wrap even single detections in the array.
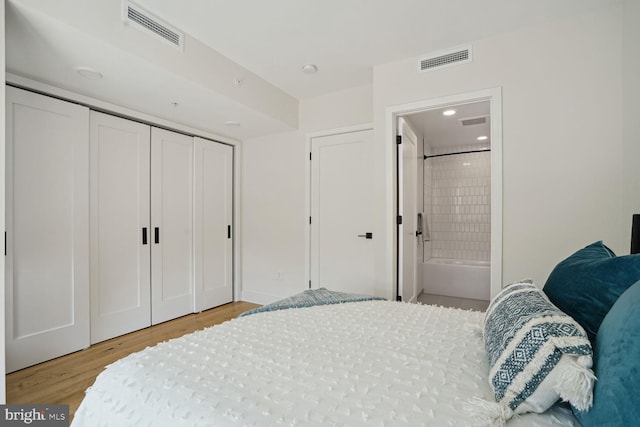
[
  {"xmin": 90, "ymin": 112, "xmax": 151, "ymax": 344},
  {"xmin": 151, "ymin": 128, "xmax": 194, "ymax": 324},
  {"xmin": 6, "ymin": 87, "xmax": 90, "ymax": 372},
  {"xmin": 194, "ymin": 138, "xmax": 233, "ymax": 312}
]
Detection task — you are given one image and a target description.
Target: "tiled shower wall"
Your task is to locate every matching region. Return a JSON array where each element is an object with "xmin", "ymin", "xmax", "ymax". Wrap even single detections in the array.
[{"xmin": 424, "ymin": 144, "xmax": 491, "ymax": 262}]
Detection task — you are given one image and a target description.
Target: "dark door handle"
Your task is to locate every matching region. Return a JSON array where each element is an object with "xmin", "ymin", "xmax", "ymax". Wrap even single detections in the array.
[
  {"xmin": 154, "ymin": 227, "xmax": 159, "ymax": 244},
  {"xmin": 357, "ymin": 232, "xmax": 373, "ymax": 239},
  {"xmin": 142, "ymin": 227, "xmax": 148, "ymax": 245}
]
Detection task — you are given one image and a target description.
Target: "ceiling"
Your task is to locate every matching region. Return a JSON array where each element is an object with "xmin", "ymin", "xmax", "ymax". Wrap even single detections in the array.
[
  {"xmin": 405, "ymin": 101, "xmax": 490, "ymax": 150},
  {"xmin": 5, "ymin": 0, "xmax": 616, "ymax": 140},
  {"xmin": 132, "ymin": 0, "xmax": 614, "ymax": 99}
]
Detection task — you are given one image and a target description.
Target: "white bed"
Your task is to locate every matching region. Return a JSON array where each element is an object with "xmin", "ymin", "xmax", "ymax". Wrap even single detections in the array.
[{"xmin": 72, "ymin": 301, "xmax": 577, "ymax": 426}]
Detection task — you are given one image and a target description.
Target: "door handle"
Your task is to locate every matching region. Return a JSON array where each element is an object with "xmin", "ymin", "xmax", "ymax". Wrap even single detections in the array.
[
  {"xmin": 142, "ymin": 227, "xmax": 148, "ymax": 245},
  {"xmin": 357, "ymin": 232, "xmax": 373, "ymax": 239},
  {"xmin": 154, "ymin": 227, "xmax": 160, "ymax": 244}
]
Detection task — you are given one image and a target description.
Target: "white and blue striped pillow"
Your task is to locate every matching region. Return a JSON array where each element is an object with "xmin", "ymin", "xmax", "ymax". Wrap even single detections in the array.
[{"xmin": 483, "ymin": 282, "xmax": 595, "ymax": 418}]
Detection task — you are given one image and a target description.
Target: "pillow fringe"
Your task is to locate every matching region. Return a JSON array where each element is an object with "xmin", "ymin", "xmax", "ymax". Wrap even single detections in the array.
[
  {"xmin": 464, "ymin": 322, "xmax": 483, "ymax": 337},
  {"xmin": 465, "ymin": 397, "xmax": 513, "ymax": 427},
  {"xmin": 554, "ymin": 356, "xmax": 596, "ymax": 411}
]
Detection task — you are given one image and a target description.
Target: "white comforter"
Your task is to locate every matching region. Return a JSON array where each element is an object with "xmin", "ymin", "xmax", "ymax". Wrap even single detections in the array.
[{"xmin": 72, "ymin": 301, "xmax": 578, "ymax": 426}]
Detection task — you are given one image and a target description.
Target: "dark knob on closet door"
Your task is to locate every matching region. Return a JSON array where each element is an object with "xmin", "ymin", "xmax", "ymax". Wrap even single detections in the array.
[{"xmin": 154, "ymin": 227, "xmax": 160, "ymax": 244}]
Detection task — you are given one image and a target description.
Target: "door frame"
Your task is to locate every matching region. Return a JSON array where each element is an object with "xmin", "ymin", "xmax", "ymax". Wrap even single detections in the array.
[
  {"xmin": 387, "ymin": 87, "xmax": 503, "ymax": 299},
  {"xmin": 304, "ymin": 123, "xmax": 374, "ymax": 290}
]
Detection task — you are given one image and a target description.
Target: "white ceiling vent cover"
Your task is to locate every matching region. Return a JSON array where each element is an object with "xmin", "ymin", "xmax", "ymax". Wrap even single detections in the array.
[
  {"xmin": 123, "ymin": 1, "xmax": 184, "ymax": 50},
  {"xmin": 418, "ymin": 45, "xmax": 472, "ymax": 73},
  {"xmin": 459, "ymin": 116, "xmax": 487, "ymax": 126}
]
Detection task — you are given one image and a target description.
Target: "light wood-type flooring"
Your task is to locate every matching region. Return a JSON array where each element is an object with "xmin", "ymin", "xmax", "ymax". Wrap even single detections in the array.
[{"xmin": 6, "ymin": 301, "xmax": 260, "ymax": 422}]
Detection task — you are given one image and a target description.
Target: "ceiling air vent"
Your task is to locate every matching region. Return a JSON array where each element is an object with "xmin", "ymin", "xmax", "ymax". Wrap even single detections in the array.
[
  {"xmin": 418, "ymin": 45, "xmax": 472, "ymax": 73},
  {"xmin": 459, "ymin": 116, "xmax": 487, "ymax": 126},
  {"xmin": 123, "ymin": 1, "xmax": 184, "ymax": 50}
]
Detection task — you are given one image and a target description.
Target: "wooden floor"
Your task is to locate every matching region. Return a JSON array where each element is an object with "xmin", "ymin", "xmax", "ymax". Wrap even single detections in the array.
[{"xmin": 6, "ymin": 301, "xmax": 260, "ymax": 421}]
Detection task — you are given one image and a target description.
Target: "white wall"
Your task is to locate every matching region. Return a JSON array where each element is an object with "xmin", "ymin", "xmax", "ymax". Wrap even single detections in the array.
[
  {"xmin": 241, "ymin": 85, "xmax": 373, "ymax": 303},
  {"xmin": 240, "ymin": 130, "xmax": 307, "ymax": 304},
  {"xmin": 622, "ymin": 0, "xmax": 640, "ymax": 237},
  {"xmin": 300, "ymin": 85, "xmax": 373, "ymax": 133},
  {"xmin": 241, "ymin": 3, "xmax": 638, "ymax": 302},
  {"xmin": 1, "ymin": 0, "xmax": 6, "ymax": 403},
  {"xmin": 373, "ymin": 4, "xmax": 629, "ymax": 288}
]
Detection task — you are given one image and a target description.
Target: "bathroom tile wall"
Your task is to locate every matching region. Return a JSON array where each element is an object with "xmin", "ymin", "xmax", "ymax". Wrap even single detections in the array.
[
  {"xmin": 423, "ymin": 141, "xmax": 433, "ymax": 261},
  {"xmin": 427, "ymin": 143, "xmax": 491, "ymax": 261}
]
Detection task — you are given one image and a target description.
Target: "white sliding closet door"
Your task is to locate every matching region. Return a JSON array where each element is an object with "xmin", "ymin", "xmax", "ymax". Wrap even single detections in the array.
[
  {"xmin": 194, "ymin": 138, "xmax": 233, "ymax": 311},
  {"xmin": 90, "ymin": 112, "xmax": 151, "ymax": 344},
  {"xmin": 151, "ymin": 128, "xmax": 194, "ymax": 324},
  {"xmin": 6, "ymin": 87, "xmax": 90, "ymax": 372}
]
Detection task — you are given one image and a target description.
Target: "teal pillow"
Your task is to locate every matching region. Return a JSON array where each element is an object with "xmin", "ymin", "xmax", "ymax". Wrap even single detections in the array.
[
  {"xmin": 574, "ymin": 279, "xmax": 640, "ymax": 425},
  {"xmin": 543, "ymin": 241, "xmax": 640, "ymax": 342}
]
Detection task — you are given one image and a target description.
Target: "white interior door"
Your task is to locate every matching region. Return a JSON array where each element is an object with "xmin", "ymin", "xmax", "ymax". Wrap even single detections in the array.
[
  {"xmin": 151, "ymin": 128, "xmax": 194, "ymax": 324},
  {"xmin": 398, "ymin": 118, "xmax": 418, "ymax": 302},
  {"xmin": 310, "ymin": 129, "xmax": 376, "ymax": 295},
  {"xmin": 5, "ymin": 87, "xmax": 90, "ymax": 372},
  {"xmin": 89, "ymin": 112, "xmax": 151, "ymax": 343},
  {"xmin": 194, "ymin": 137, "xmax": 233, "ymax": 312}
]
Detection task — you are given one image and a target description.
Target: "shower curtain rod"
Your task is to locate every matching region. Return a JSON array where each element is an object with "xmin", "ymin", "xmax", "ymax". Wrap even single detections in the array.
[{"xmin": 424, "ymin": 148, "xmax": 491, "ymax": 160}]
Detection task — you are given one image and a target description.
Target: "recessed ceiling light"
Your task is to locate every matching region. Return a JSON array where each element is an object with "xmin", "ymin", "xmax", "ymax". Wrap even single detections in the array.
[
  {"xmin": 477, "ymin": 135, "xmax": 488, "ymax": 141},
  {"xmin": 442, "ymin": 109, "xmax": 456, "ymax": 116},
  {"xmin": 225, "ymin": 121, "xmax": 241, "ymax": 127},
  {"xmin": 302, "ymin": 64, "xmax": 318, "ymax": 74},
  {"xmin": 76, "ymin": 67, "xmax": 103, "ymax": 80}
]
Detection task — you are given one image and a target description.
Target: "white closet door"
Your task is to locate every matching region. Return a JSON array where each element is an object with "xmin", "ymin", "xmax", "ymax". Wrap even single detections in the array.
[
  {"xmin": 89, "ymin": 112, "xmax": 151, "ymax": 344},
  {"xmin": 194, "ymin": 138, "xmax": 233, "ymax": 312},
  {"xmin": 5, "ymin": 87, "xmax": 90, "ymax": 372},
  {"xmin": 151, "ymin": 128, "xmax": 194, "ymax": 324}
]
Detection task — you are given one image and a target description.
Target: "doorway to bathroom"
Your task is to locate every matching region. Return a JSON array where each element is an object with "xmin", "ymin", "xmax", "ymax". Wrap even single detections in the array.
[{"xmin": 392, "ymin": 88, "xmax": 502, "ymax": 305}]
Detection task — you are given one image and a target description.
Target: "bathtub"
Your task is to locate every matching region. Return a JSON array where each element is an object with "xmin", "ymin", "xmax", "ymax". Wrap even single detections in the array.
[{"xmin": 422, "ymin": 258, "xmax": 490, "ymax": 301}]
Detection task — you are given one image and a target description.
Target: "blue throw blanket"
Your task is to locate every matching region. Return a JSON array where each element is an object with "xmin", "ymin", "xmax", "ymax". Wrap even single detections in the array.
[{"xmin": 239, "ymin": 288, "xmax": 386, "ymax": 317}]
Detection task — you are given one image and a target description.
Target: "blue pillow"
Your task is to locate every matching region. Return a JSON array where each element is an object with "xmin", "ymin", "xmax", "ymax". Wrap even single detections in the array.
[
  {"xmin": 574, "ymin": 279, "xmax": 640, "ymax": 425},
  {"xmin": 543, "ymin": 241, "xmax": 640, "ymax": 342}
]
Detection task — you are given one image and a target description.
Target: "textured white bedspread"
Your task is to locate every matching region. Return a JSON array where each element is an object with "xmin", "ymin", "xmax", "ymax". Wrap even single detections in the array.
[{"xmin": 72, "ymin": 301, "xmax": 578, "ymax": 426}]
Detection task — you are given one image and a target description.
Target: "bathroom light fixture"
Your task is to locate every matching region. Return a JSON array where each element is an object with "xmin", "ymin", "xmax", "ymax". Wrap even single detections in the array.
[
  {"xmin": 477, "ymin": 135, "xmax": 488, "ymax": 141},
  {"xmin": 225, "ymin": 121, "xmax": 241, "ymax": 127},
  {"xmin": 76, "ymin": 67, "xmax": 103, "ymax": 80},
  {"xmin": 302, "ymin": 64, "xmax": 318, "ymax": 74},
  {"xmin": 442, "ymin": 109, "xmax": 456, "ymax": 116}
]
